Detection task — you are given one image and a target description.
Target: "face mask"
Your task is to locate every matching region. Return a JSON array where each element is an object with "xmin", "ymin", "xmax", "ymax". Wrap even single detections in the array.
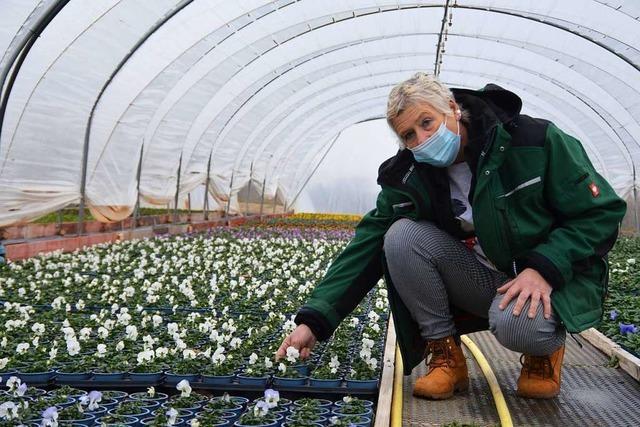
[{"xmin": 409, "ymin": 114, "xmax": 461, "ymax": 167}]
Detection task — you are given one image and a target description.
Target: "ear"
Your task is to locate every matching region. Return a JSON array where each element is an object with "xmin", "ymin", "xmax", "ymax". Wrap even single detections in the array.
[{"xmin": 449, "ymin": 99, "xmax": 462, "ymax": 120}]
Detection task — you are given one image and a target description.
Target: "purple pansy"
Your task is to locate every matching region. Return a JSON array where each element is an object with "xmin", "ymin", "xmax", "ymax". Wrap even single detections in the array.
[{"xmin": 619, "ymin": 323, "xmax": 638, "ymax": 335}]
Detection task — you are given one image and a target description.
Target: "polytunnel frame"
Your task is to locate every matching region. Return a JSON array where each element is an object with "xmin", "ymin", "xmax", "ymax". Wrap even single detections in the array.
[
  {"xmin": 0, "ymin": 1, "xmax": 638, "ymax": 228},
  {"xmin": 228, "ymin": 43, "xmax": 623, "ymax": 207},
  {"xmin": 89, "ymin": 1, "xmax": 633, "ymax": 204},
  {"xmin": 170, "ymin": 6, "xmax": 639, "ymax": 214}
]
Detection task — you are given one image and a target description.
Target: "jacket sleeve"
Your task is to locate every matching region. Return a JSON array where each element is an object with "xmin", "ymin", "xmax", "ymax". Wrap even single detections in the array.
[
  {"xmin": 294, "ymin": 190, "xmax": 394, "ymax": 340},
  {"xmin": 517, "ymin": 123, "xmax": 627, "ymax": 289}
]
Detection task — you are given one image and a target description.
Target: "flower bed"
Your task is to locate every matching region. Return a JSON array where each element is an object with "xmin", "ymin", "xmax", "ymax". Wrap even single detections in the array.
[
  {"xmin": 0, "ymin": 382, "xmax": 375, "ymax": 427},
  {"xmin": 0, "ymin": 218, "xmax": 387, "ymax": 425},
  {"xmin": 597, "ymin": 236, "xmax": 640, "ymax": 357}
]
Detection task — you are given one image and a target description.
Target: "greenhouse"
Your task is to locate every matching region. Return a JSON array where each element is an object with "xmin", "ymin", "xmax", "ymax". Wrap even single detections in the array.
[{"xmin": 1, "ymin": 1, "xmax": 639, "ymax": 426}]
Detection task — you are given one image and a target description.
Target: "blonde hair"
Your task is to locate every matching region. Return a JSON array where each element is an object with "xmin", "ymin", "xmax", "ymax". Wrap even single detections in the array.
[{"xmin": 386, "ymin": 72, "xmax": 468, "ymax": 147}]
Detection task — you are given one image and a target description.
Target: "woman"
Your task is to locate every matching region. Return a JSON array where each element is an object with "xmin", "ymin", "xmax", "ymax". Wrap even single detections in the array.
[{"xmin": 276, "ymin": 73, "xmax": 626, "ymax": 400}]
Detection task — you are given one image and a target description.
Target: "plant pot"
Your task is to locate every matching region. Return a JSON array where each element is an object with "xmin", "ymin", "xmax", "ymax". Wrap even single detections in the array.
[
  {"xmin": 101, "ymin": 390, "xmax": 130, "ymax": 402},
  {"xmin": 92, "ymin": 371, "xmax": 127, "ymax": 382},
  {"xmin": 236, "ymin": 374, "xmax": 269, "ymax": 386},
  {"xmin": 57, "ymin": 413, "xmax": 96, "ymax": 426},
  {"xmin": 164, "ymin": 372, "xmax": 199, "ymax": 386},
  {"xmin": 331, "ymin": 407, "xmax": 373, "ymax": 417},
  {"xmin": 328, "ymin": 415, "xmax": 372, "ymax": 427},
  {"xmin": 95, "ymin": 415, "xmax": 139, "ymax": 426},
  {"xmin": 292, "ymin": 398, "xmax": 333, "ymax": 409},
  {"xmin": 272, "ymin": 375, "xmax": 308, "ymax": 387},
  {"xmin": 344, "ymin": 378, "xmax": 378, "ymax": 390},
  {"xmin": 201, "ymin": 373, "xmax": 235, "ymax": 385},
  {"xmin": 233, "ymin": 418, "xmax": 278, "ymax": 427},
  {"xmin": 140, "ymin": 416, "xmax": 186, "ymax": 426},
  {"xmin": 152, "ymin": 408, "xmax": 194, "ymax": 420},
  {"xmin": 17, "ymin": 370, "xmax": 55, "ymax": 384},
  {"xmin": 308, "ymin": 377, "xmax": 342, "ymax": 388},
  {"xmin": 333, "ymin": 399, "xmax": 374, "ymax": 409},
  {"xmin": 97, "ymin": 397, "xmax": 119, "ymax": 410},
  {"xmin": 55, "ymin": 369, "xmax": 93, "ymax": 383},
  {"xmin": 133, "ymin": 399, "xmax": 163, "ymax": 411},
  {"xmin": 108, "ymin": 406, "xmax": 151, "ymax": 419},
  {"xmin": 128, "ymin": 391, "xmax": 168, "ymax": 403},
  {"xmin": 127, "ymin": 371, "xmax": 164, "ymax": 385}
]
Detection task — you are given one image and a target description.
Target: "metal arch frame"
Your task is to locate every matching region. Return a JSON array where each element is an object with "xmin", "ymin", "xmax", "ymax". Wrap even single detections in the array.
[
  {"xmin": 270, "ymin": 64, "xmax": 632, "ymax": 203},
  {"xmin": 3, "ymin": 1, "xmax": 638, "ymax": 169},
  {"xmin": 239, "ymin": 52, "xmax": 623, "ymax": 193},
  {"xmin": 276, "ymin": 78, "xmax": 609, "ymax": 202},
  {"xmin": 0, "ymin": 0, "xmax": 125, "ymax": 174},
  {"xmin": 78, "ymin": 0, "xmax": 195, "ymax": 234},
  {"xmin": 133, "ymin": 3, "xmax": 448, "ymax": 176},
  {"xmin": 243, "ymin": 52, "xmax": 614, "ymax": 188},
  {"xmin": 76, "ymin": 2, "xmax": 638, "ymax": 209},
  {"xmin": 0, "ymin": 0, "xmax": 70, "ymax": 154},
  {"xmin": 271, "ymin": 96, "xmax": 389, "ymax": 201},
  {"xmin": 228, "ymin": 30, "xmax": 640, "ymax": 182},
  {"xmin": 192, "ymin": 30, "xmax": 639, "ymax": 191},
  {"xmin": 132, "ymin": 2, "xmax": 640, "ymax": 184},
  {"xmin": 0, "ymin": 1, "xmax": 638, "ymax": 222},
  {"xmin": 87, "ymin": 0, "xmax": 296, "ymax": 183}
]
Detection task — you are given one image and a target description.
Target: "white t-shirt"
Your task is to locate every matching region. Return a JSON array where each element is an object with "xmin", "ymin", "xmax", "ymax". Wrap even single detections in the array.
[{"xmin": 447, "ymin": 162, "xmax": 498, "ymax": 271}]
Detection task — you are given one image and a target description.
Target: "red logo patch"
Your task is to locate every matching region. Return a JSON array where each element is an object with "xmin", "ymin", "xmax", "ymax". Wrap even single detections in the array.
[{"xmin": 588, "ymin": 182, "xmax": 600, "ymax": 198}]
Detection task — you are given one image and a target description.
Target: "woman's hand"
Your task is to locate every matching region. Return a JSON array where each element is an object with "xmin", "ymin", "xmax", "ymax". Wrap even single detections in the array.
[
  {"xmin": 275, "ymin": 324, "xmax": 317, "ymax": 361},
  {"xmin": 497, "ymin": 268, "xmax": 553, "ymax": 319}
]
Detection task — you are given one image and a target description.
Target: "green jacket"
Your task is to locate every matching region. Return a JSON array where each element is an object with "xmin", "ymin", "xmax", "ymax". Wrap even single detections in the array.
[{"xmin": 295, "ymin": 84, "xmax": 627, "ymax": 375}]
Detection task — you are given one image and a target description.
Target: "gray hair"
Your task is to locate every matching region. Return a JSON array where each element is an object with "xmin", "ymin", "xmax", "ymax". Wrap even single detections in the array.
[{"xmin": 386, "ymin": 72, "xmax": 469, "ymax": 148}]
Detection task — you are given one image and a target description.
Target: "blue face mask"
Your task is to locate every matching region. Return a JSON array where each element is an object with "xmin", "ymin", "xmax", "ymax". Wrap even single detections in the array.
[{"xmin": 409, "ymin": 115, "xmax": 461, "ymax": 167}]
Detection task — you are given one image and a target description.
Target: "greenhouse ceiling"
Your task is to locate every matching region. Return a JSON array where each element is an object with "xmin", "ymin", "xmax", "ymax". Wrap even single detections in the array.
[{"xmin": 1, "ymin": 0, "xmax": 639, "ymax": 227}]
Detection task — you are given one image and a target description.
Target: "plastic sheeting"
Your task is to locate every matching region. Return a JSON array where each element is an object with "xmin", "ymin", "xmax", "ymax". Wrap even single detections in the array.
[{"xmin": 1, "ymin": 0, "xmax": 639, "ymax": 226}]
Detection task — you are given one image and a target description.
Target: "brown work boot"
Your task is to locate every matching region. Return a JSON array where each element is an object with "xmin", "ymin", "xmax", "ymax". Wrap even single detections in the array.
[
  {"xmin": 517, "ymin": 344, "xmax": 565, "ymax": 399},
  {"xmin": 413, "ymin": 336, "xmax": 469, "ymax": 399}
]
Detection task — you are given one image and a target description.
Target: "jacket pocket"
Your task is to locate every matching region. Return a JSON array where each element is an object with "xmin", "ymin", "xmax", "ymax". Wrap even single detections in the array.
[{"xmin": 498, "ymin": 176, "xmax": 542, "ymax": 199}]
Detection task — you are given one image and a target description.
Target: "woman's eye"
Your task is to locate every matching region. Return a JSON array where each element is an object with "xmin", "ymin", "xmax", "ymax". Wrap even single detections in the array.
[
  {"xmin": 403, "ymin": 131, "xmax": 415, "ymax": 142},
  {"xmin": 421, "ymin": 119, "xmax": 431, "ymax": 128}
]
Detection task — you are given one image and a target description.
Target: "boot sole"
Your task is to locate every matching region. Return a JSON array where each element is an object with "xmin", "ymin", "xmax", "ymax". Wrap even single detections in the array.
[{"xmin": 413, "ymin": 378, "xmax": 469, "ymax": 400}]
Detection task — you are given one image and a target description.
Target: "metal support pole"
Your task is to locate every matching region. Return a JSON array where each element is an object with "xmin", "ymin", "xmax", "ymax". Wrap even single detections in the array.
[
  {"xmin": 133, "ymin": 145, "xmax": 143, "ymax": 230},
  {"xmin": 259, "ymin": 176, "xmax": 266, "ymax": 219},
  {"xmin": 173, "ymin": 153, "xmax": 183, "ymax": 224},
  {"xmin": 287, "ymin": 132, "xmax": 342, "ymax": 212},
  {"xmin": 204, "ymin": 152, "xmax": 212, "ymax": 221},
  {"xmin": 245, "ymin": 161, "xmax": 253, "ymax": 216},
  {"xmin": 224, "ymin": 170, "xmax": 235, "ymax": 224}
]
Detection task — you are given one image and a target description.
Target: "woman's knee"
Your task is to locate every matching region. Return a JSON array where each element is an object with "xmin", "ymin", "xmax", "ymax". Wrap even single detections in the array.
[
  {"xmin": 489, "ymin": 294, "xmax": 565, "ymax": 355},
  {"xmin": 383, "ymin": 218, "xmax": 419, "ymax": 258}
]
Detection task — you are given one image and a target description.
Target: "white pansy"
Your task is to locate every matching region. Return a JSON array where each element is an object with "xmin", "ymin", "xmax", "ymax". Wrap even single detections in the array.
[
  {"xmin": 125, "ymin": 325, "xmax": 138, "ymax": 341},
  {"xmin": 137, "ymin": 349, "xmax": 155, "ymax": 365},
  {"xmin": 97, "ymin": 327, "xmax": 109, "ymax": 339},
  {"xmin": 248, "ymin": 353, "xmax": 258, "ymax": 365},
  {"xmin": 66, "ymin": 338, "xmax": 80, "ymax": 356},
  {"xmin": 31, "ymin": 323, "xmax": 45, "ymax": 335},
  {"xmin": 16, "ymin": 342, "xmax": 29, "ymax": 354},
  {"xmin": 96, "ymin": 344, "xmax": 107, "ymax": 358},
  {"xmin": 176, "ymin": 380, "xmax": 192, "ymax": 397},
  {"xmin": 285, "ymin": 346, "xmax": 300, "ymax": 363},
  {"xmin": 115, "ymin": 341, "xmax": 125, "ymax": 351}
]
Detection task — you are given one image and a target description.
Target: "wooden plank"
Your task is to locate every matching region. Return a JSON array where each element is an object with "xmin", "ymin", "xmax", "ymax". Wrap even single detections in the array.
[
  {"xmin": 374, "ymin": 314, "xmax": 397, "ymax": 427},
  {"xmin": 580, "ymin": 327, "xmax": 640, "ymax": 381}
]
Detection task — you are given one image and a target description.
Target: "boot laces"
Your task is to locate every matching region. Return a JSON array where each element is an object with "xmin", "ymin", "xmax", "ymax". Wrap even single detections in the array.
[
  {"xmin": 426, "ymin": 339, "xmax": 453, "ymax": 371},
  {"xmin": 520, "ymin": 354, "xmax": 553, "ymax": 378}
]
